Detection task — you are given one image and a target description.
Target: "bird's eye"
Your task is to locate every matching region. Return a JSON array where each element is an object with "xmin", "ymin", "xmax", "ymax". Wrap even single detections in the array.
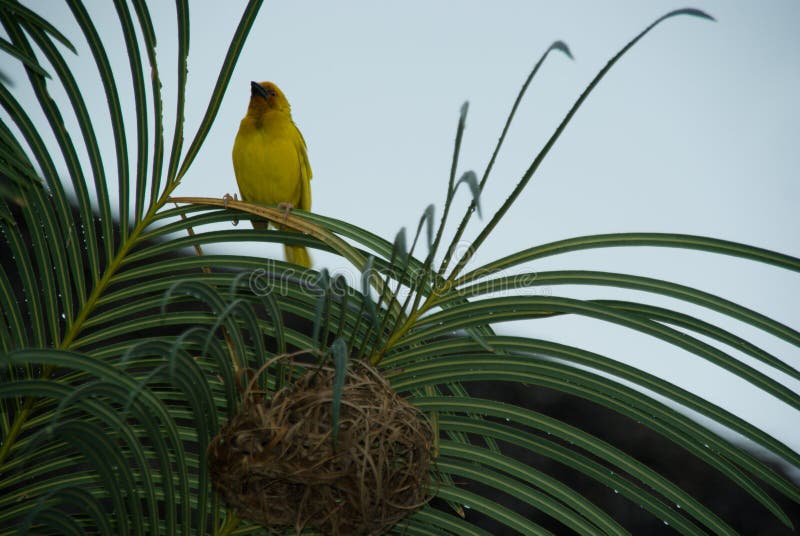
[{"xmin": 268, "ymin": 89, "xmax": 277, "ymax": 97}]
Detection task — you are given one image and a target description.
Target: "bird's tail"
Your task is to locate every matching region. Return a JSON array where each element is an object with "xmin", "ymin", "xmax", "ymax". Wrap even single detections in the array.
[
  {"xmin": 285, "ymin": 245, "xmax": 311, "ymax": 268},
  {"xmin": 251, "ymin": 220, "xmax": 310, "ymax": 267}
]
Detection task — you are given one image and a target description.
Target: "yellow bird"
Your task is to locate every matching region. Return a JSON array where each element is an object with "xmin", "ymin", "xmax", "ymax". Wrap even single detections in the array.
[{"xmin": 232, "ymin": 81, "xmax": 313, "ymax": 267}]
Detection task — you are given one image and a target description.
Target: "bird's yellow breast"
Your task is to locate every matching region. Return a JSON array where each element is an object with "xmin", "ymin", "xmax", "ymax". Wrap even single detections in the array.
[{"xmin": 232, "ymin": 111, "xmax": 307, "ymax": 208}]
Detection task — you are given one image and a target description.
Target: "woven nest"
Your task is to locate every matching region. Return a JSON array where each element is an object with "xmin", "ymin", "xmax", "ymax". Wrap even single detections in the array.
[{"xmin": 207, "ymin": 359, "xmax": 434, "ymax": 535}]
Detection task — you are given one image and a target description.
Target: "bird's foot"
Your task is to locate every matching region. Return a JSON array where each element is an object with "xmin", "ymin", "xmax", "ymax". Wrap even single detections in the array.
[
  {"xmin": 223, "ymin": 193, "xmax": 240, "ymax": 226},
  {"xmin": 278, "ymin": 202, "xmax": 295, "ymax": 226},
  {"xmin": 222, "ymin": 192, "xmax": 239, "ymax": 208}
]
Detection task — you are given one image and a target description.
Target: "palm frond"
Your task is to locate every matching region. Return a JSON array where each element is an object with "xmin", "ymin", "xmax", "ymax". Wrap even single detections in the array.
[{"xmin": 1, "ymin": 2, "xmax": 797, "ymax": 535}]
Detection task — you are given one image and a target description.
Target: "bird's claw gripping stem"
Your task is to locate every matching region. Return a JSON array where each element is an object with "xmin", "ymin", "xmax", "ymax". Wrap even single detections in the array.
[
  {"xmin": 222, "ymin": 192, "xmax": 238, "ymax": 208},
  {"xmin": 278, "ymin": 202, "xmax": 294, "ymax": 226},
  {"xmin": 223, "ymin": 193, "xmax": 240, "ymax": 225}
]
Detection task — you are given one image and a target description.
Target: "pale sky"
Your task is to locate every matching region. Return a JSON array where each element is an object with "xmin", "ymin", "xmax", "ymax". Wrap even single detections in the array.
[{"xmin": 10, "ymin": 1, "xmax": 800, "ymax": 472}]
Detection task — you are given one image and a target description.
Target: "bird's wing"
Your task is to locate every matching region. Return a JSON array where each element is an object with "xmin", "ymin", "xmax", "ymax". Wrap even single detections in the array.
[{"xmin": 294, "ymin": 122, "xmax": 313, "ymax": 211}]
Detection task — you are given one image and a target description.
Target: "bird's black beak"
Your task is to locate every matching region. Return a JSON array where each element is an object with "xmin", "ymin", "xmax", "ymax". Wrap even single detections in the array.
[{"xmin": 250, "ymin": 81, "xmax": 269, "ymax": 99}]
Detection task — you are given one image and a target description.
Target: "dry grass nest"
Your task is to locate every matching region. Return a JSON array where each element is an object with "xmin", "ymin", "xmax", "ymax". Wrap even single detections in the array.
[{"xmin": 207, "ymin": 358, "xmax": 435, "ymax": 535}]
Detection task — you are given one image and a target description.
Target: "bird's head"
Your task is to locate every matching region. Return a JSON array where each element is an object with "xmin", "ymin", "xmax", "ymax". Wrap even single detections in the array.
[{"xmin": 247, "ymin": 81, "xmax": 292, "ymax": 116}]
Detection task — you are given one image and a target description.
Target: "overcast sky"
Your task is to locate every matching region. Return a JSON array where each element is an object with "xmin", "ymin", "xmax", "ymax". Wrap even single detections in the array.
[{"xmin": 11, "ymin": 2, "xmax": 800, "ymax": 470}]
